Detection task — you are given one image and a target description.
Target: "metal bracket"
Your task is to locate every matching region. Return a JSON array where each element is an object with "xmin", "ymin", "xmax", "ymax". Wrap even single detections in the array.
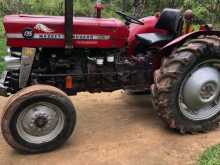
[
  {"xmin": 65, "ymin": 0, "xmax": 73, "ymax": 55},
  {"xmin": 19, "ymin": 48, "xmax": 36, "ymax": 88}
]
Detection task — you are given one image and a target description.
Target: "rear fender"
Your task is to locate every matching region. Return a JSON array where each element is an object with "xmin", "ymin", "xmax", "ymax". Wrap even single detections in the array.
[{"xmin": 161, "ymin": 31, "xmax": 220, "ymax": 56}]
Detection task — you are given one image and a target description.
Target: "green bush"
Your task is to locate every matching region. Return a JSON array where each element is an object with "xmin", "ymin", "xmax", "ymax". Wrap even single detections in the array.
[
  {"xmin": 0, "ymin": 18, "xmax": 4, "ymax": 37},
  {"xmin": 0, "ymin": 0, "xmax": 219, "ymax": 26},
  {"xmin": 198, "ymin": 144, "xmax": 220, "ymax": 165},
  {"xmin": 0, "ymin": 0, "xmax": 65, "ymax": 16}
]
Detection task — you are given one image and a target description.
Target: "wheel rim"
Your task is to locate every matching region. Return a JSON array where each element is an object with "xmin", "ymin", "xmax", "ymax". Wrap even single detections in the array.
[
  {"xmin": 16, "ymin": 102, "xmax": 65, "ymax": 144},
  {"xmin": 178, "ymin": 60, "xmax": 220, "ymax": 121}
]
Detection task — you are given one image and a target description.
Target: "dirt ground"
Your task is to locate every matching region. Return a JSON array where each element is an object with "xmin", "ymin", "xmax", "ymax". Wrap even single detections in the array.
[{"xmin": 0, "ymin": 91, "xmax": 220, "ymax": 165}]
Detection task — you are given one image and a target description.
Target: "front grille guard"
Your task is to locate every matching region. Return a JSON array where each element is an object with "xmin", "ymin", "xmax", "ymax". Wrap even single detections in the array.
[{"xmin": 0, "ymin": 47, "xmax": 36, "ymax": 97}]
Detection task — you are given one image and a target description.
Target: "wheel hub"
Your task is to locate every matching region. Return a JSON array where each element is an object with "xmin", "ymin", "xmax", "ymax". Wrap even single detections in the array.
[
  {"xmin": 183, "ymin": 67, "xmax": 220, "ymax": 110},
  {"xmin": 16, "ymin": 102, "xmax": 64, "ymax": 144},
  {"xmin": 34, "ymin": 116, "xmax": 48, "ymax": 128},
  {"xmin": 179, "ymin": 61, "xmax": 220, "ymax": 121},
  {"xmin": 200, "ymin": 82, "xmax": 217, "ymax": 100}
]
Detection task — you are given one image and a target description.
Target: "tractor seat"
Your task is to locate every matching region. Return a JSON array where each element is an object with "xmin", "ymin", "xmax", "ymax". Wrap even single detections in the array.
[
  {"xmin": 155, "ymin": 8, "xmax": 182, "ymax": 36},
  {"xmin": 136, "ymin": 8, "xmax": 182, "ymax": 46},
  {"xmin": 136, "ymin": 33, "xmax": 173, "ymax": 45}
]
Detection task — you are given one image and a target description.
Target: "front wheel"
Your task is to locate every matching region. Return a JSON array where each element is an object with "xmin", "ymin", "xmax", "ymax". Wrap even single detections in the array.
[
  {"xmin": 1, "ymin": 85, "xmax": 76, "ymax": 153},
  {"xmin": 151, "ymin": 35, "xmax": 220, "ymax": 133}
]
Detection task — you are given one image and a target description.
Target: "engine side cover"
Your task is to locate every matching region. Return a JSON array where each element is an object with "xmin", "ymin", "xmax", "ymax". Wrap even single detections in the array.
[{"xmin": 4, "ymin": 15, "xmax": 129, "ymax": 48}]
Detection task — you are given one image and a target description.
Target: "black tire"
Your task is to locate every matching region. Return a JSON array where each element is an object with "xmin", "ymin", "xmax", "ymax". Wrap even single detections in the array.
[
  {"xmin": 151, "ymin": 35, "xmax": 220, "ymax": 133},
  {"xmin": 1, "ymin": 85, "xmax": 76, "ymax": 153}
]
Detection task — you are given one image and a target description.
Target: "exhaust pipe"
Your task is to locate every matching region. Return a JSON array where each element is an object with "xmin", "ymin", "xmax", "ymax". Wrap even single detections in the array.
[
  {"xmin": 95, "ymin": 0, "xmax": 103, "ymax": 18},
  {"xmin": 65, "ymin": 0, "xmax": 73, "ymax": 54}
]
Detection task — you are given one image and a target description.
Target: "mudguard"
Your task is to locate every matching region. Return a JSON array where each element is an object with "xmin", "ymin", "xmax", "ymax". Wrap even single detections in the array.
[{"xmin": 161, "ymin": 30, "xmax": 220, "ymax": 56}]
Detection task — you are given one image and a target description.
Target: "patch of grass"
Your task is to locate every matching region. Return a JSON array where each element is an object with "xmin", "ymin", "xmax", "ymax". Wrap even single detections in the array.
[{"xmin": 198, "ymin": 144, "xmax": 220, "ymax": 165}]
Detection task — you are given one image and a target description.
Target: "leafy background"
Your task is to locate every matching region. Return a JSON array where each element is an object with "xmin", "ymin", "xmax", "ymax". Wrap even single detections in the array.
[{"xmin": 0, "ymin": 0, "xmax": 219, "ymax": 25}]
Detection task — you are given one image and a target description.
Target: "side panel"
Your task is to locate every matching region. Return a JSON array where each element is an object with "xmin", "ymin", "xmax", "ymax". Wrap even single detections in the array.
[{"xmin": 4, "ymin": 15, "xmax": 129, "ymax": 48}]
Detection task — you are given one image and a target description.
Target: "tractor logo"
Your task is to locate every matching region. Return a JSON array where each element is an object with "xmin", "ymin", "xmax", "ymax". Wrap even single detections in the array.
[
  {"xmin": 34, "ymin": 23, "xmax": 55, "ymax": 33},
  {"xmin": 22, "ymin": 28, "xmax": 34, "ymax": 39}
]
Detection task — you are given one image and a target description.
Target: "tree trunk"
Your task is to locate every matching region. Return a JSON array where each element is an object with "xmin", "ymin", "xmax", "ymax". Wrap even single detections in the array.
[
  {"xmin": 122, "ymin": 0, "xmax": 127, "ymax": 12},
  {"xmin": 133, "ymin": 0, "xmax": 145, "ymax": 18}
]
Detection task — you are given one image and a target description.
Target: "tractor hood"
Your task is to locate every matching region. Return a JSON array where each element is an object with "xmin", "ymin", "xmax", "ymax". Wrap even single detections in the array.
[{"xmin": 3, "ymin": 15, "xmax": 129, "ymax": 48}]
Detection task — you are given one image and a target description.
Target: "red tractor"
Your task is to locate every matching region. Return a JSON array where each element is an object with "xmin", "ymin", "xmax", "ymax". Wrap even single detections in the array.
[{"xmin": 1, "ymin": 0, "xmax": 220, "ymax": 153}]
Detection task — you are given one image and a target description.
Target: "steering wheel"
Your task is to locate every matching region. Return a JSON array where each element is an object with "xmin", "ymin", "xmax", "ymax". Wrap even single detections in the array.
[{"xmin": 115, "ymin": 11, "xmax": 144, "ymax": 25}]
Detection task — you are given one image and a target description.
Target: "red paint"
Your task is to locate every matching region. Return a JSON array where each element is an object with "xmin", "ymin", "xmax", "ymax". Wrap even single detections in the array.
[
  {"xmin": 4, "ymin": 15, "xmax": 168, "ymax": 53},
  {"xmin": 3, "ymin": 13, "xmax": 185, "ymax": 88},
  {"xmin": 127, "ymin": 16, "xmax": 167, "ymax": 56},
  {"xmin": 162, "ymin": 33, "xmax": 191, "ymax": 50},
  {"xmin": 4, "ymin": 15, "xmax": 129, "ymax": 48},
  {"xmin": 161, "ymin": 30, "xmax": 220, "ymax": 56},
  {"xmin": 65, "ymin": 76, "xmax": 73, "ymax": 89},
  {"xmin": 199, "ymin": 25, "xmax": 206, "ymax": 31}
]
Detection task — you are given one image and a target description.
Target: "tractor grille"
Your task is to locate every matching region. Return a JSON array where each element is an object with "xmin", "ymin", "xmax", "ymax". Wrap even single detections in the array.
[{"xmin": 3, "ymin": 48, "xmax": 22, "ymax": 94}]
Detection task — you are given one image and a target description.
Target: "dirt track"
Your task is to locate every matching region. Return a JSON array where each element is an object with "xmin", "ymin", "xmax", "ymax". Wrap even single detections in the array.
[{"xmin": 0, "ymin": 91, "xmax": 220, "ymax": 165}]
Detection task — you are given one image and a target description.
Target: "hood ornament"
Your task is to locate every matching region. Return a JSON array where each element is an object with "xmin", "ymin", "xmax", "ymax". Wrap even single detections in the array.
[{"xmin": 34, "ymin": 23, "xmax": 54, "ymax": 33}]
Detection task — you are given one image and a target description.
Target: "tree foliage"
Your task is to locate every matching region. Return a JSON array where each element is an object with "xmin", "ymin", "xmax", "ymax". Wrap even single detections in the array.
[{"xmin": 0, "ymin": 0, "xmax": 219, "ymax": 26}]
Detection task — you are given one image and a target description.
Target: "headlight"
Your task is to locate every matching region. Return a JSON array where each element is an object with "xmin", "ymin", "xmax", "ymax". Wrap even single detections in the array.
[
  {"xmin": 6, "ymin": 47, "xmax": 11, "ymax": 55},
  {"xmin": 4, "ymin": 56, "xmax": 21, "ymax": 70}
]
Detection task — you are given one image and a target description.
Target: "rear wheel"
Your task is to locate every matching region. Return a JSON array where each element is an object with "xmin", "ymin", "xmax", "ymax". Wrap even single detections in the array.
[
  {"xmin": 151, "ymin": 35, "xmax": 220, "ymax": 133},
  {"xmin": 1, "ymin": 85, "xmax": 76, "ymax": 153}
]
